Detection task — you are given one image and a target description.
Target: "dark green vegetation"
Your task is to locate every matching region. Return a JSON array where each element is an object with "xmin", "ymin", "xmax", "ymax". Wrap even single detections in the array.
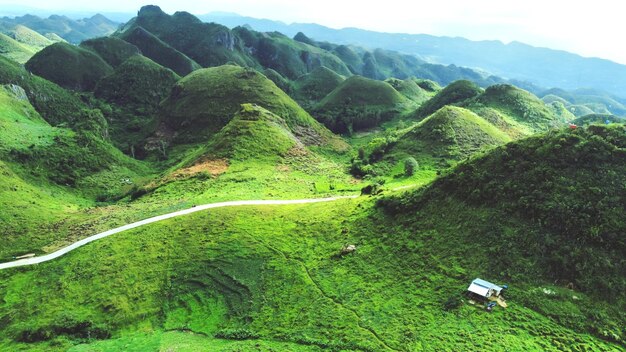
[
  {"xmin": 0, "ymin": 5, "xmax": 624, "ymax": 352},
  {"xmin": 158, "ymin": 64, "xmax": 344, "ymax": 150},
  {"xmin": 379, "ymin": 125, "xmax": 625, "ymax": 345},
  {"xmin": 25, "ymin": 42, "xmax": 113, "ymax": 91},
  {"xmin": 117, "ymin": 26, "xmax": 202, "ymax": 76},
  {"xmin": 313, "ymin": 76, "xmax": 414, "ymax": 134},
  {"xmin": 572, "ymin": 114, "xmax": 625, "ymax": 126},
  {"xmin": 203, "ymin": 13, "xmax": 626, "ymax": 98},
  {"xmin": 79, "ymin": 37, "xmax": 140, "ymax": 67},
  {"xmin": 414, "ymin": 80, "xmax": 483, "ymax": 119}
]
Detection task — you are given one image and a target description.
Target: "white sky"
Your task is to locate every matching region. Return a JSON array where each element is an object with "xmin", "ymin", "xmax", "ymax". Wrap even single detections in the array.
[{"xmin": 2, "ymin": 0, "xmax": 625, "ymax": 64}]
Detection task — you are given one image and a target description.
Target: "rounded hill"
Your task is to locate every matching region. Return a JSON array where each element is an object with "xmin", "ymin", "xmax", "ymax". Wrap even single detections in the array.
[
  {"xmin": 206, "ymin": 103, "xmax": 300, "ymax": 161},
  {"xmin": 293, "ymin": 66, "xmax": 345, "ymax": 105},
  {"xmin": 95, "ymin": 55, "xmax": 180, "ymax": 110},
  {"xmin": 313, "ymin": 75, "xmax": 412, "ymax": 133},
  {"xmin": 80, "ymin": 37, "xmax": 141, "ymax": 67},
  {"xmin": 392, "ymin": 106, "xmax": 510, "ymax": 167},
  {"xmin": 25, "ymin": 42, "xmax": 113, "ymax": 91},
  {"xmin": 414, "ymin": 79, "xmax": 483, "ymax": 119},
  {"xmin": 159, "ymin": 65, "xmax": 342, "ymax": 148}
]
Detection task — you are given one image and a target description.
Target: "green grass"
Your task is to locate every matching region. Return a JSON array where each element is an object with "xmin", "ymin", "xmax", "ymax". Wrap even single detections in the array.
[
  {"xmin": 0, "ymin": 32, "xmax": 36, "ymax": 64},
  {"xmin": 117, "ymin": 26, "xmax": 202, "ymax": 76},
  {"xmin": 313, "ymin": 75, "xmax": 415, "ymax": 134},
  {"xmin": 25, "ymin": 42, "xmax": 113, "ymax": 91},
  {"xmin": 0, "ymin": 197, "xmax": 621, "ymax": 351},
  {"xmin": 158, "ymin": 64, "xmax": 346, "ymax": 152},
  {"xmin": 413, "ymin": 80, "xmax": 483, "ymax": 119},
  {"xmin": 293, "ymin": 66, "xmax": 346, "ymax": 109},
  {"xmin": 80, "ymin": 37, "xmax": 141, "ymax": 67}
]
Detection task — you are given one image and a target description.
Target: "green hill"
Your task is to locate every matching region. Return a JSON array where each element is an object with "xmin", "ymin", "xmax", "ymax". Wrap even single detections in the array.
[
  {"xmin": 117, "ymin": 26, "xmax": 201, "ymax": 76},
  {"xmin": 126, "ymin": 6, "xmax": 256, "ymax": 68},
  {"xmin": 158, "ymin": 65, "xmax": 344, "ymax": 150},
  {"xmin": 262, "ymin": 68, "xmax": 292, "ymax": 94},
  {"xmin": 0, "ymin": 32, "xmax": 36, "ymax": 64},
  {"xmin": 233, "ymin": 27, "xmax": 351, "ymax": 79},
  {"xmin": 44, "ymin": 32, "xmax": 66, "ymax": 43},
  {"xmin": 25, "ymin": 42, "xmax": 113, "ymax": 91},
  {"xmin": 380, "ymin": 124, "xmax": 626, "ymax": 305},
  {"xmin": 6, "ymin": 25, "xmax": 52, "ymax": 49},
  {"xmin": 385, "ymin": 77, "xmax": 431, "ymax": 104},
  {"xmin": 471, "ymin": 84, "xmax": 565, "ymax": 131},
  {"xmin": 206, "ymin": 104, "xmax": 301, "ymax": 161},
  {"xmin": 292, "ymin": 66, "xmax": 346, "ymax": 107},
  {"xmin": 80, "ymin": 37, "xmax": 141, "ymax": 67},
  {"xmin": 572, "ymin": 113, "xmax": 625, "ymax": 126},
  {"xmin": 95, "ymin": 55, "xmax": 179, "ymax": 110},
  {"xmin": 313, "ymin": 75, "xmax": 413, "ymax": 133},
  {"xmin": 414, "ymin": 80, "xmax": 483, "ymax": 119},
  {"xmin": 391, "ymin": 106, "xmax": 511, "ymax": 168},
  {"xmin": 0, "ymin": 55, "xmax": 87, "ymax": 126}
]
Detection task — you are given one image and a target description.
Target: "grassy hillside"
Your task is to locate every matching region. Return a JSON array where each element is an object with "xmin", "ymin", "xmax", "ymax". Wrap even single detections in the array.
[
  {"xmin": 0, "ymin": 32, "xmax": 36, "ymax": 64},
  {"xmin": 80, "ymin": 37, "xmax": 141, "ymax": 67},
  {"xmin": 117, "ymin": 26, "xmax": 201, "ymax": 76},
  {"xmin": 128, "ymin": 6, "xmax": 257, "ymax": 68},
  {"xmin": 414, "ymin": 80, "xmax": 483, "ymax": 119},
  {"xmin": 158, "ymin": 65, "xmax": 345, "ymax": 151},
  {"xmin": 292, "ymin": 66, "xmax": 345, "ymax": 108},
  {"xmin": 25, "ymin": 42, "xmax": 113, "ymax": 91},
  {"xmin": 206, "ymin": 104, "xmax": 300, "ymax": 161},
  {"xmin": 470, "ymin": 84, "xmax": 565, "ymax": 131},
  {"xmin": 313, "ymin": 75, "xmax": 414, "ymax": 134},
  {"xmin": 378, "ymin": 125, "xmax": 625, "ymax": 344},
  {"xmin": 392, "ymin": 106, "xmax": 511, "ymax": 167},
  {"xmin": 385, "ymin": 77, "xmax": 432, "ymax": 104},
  {"xmin": 0, "ymin": 55, "xmax": 88, "ymax": 126},
  {"xmin": 95, "ymin": 55, "xmax": 179, "ymax": 109},
  {"xmin": 234, "ymin": 27, "xmax": 351, "ymax": 79},
  {"xmin": 6, "ymin": 25, "xmax": 52, "ymax": 50},
  {"xmin": 572, "ymin": 114, "xmax": 625, "ymax": 126}
]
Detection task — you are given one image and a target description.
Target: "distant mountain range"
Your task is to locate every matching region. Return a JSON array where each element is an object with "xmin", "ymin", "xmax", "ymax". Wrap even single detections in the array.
[
  {"xmin": 0, "ymin": 13, "xmax": 120, "ymax": 43},
  {"xmin": 201, "ymin": 12, "xmax": 626, "ymax": 98}
]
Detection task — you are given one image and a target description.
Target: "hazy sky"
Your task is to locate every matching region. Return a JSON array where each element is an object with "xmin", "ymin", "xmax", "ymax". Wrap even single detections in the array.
[{"xmin": 2, "ymin": 0, "xmax": 625, "ymax": 64}]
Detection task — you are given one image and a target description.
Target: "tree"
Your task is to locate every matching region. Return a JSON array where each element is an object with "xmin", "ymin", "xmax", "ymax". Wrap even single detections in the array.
[{"xmin": 404, "ymin": 157, "xmax": 419, "ymax": 176}]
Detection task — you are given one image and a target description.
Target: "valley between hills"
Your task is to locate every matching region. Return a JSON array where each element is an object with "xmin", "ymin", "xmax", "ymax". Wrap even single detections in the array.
[{"xmin": 0, "ymin": 5, "xmax": 624, "ymax": 352}]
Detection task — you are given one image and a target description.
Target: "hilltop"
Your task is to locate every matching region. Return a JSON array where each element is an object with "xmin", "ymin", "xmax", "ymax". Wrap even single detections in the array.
[
  {"xmin": 0, "ymin": 13, "xmax": 119, "ymax": 43},
  {"xmin": 158, "ymin": 64, "xmax": 345, "ymax": 150},
  {"xmin": 25, "ymin": 42, "xmax": 113, "ymax": 91},
  {"xmin": 391, "ymin": 106, "xmax": 511, "ymax": 168},
  {"xmin": 414, "ymin": 80, "xmax": 483, "ymax": 119},
  {"xmin": 313, "ymin": 75, "xmax": 413, "ymax": 133},
  {"xmin": 292, "ymin": 66, "xmax": 346, "ymax": 107}
]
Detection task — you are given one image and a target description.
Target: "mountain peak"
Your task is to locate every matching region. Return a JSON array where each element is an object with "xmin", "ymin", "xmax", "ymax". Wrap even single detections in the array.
[{"xmin": 138, "ymin": 5, "xmax": 166, "ymax": 17}]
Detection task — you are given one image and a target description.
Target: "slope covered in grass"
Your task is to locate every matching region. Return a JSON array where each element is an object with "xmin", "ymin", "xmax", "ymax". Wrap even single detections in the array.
[
  {"xmin": 25, "ymin": 42, "xmax": 113, "ymax": 91},
  {"xmin": 0, "ymin": 55, "xmax": 88, "ymax": 126},
  {"xmin": 0, "ymin": 32, "xmax": 35, "ymax": 64},
  {"xmin": 116, "ymin": 26, "xmax": 201, "ymax": 76},
  {"xmin": 391, "ymin": 106, "xmax": 511, "ymax": 168},
  {"xmin": 385, "ymin": 77, "xmax": 432, "ymax": 104},
  {"xmin": 95, "ymin": 55, "xmax": 179, "ymax": 110},
  {"xmin": 206, "ymin": 104, "xmax": 300, "ymax": 161},
  {"xmin": 414, "ymin": 79, "xmax": 483, "ymax": 119},
  {"xmin": 292, "ymin": 65, "xmax": 345, "ymax": 107},
  {"xmin": 0, "ymin": 194, "xmax": 621, "ymax": 351},
  {"xmin": 469, "ymin": 84, "xmax": 566, "ymax": 131},
  {"xmin": 6, "ymin": 25, "xmax": 52, "ymax": 50},
  {"xmin": 79, "ymin": 36, "xmax": 141, "ymax": 67},
  {"xmin": 313, "ymin": 75, "xmax": 413, "ymax": 133},
  {"xmin": 158, "ymin": 65, "xmax": 345, "ymax": 151},
  {"xmin": 378, "ymin": 125, "xmax": 625, "ymax": 345}
]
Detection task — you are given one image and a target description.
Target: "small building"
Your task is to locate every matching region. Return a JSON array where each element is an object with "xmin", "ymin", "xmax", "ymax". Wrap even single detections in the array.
[{"xmin": 467, "ymin": 278, "xmax": 503, "ymax": 300}]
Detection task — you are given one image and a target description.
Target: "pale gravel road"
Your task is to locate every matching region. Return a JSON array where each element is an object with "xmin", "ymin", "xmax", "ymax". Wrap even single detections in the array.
[{"xmin": 0, "ymin": 196, "xmax": 357, "ymax": 270}]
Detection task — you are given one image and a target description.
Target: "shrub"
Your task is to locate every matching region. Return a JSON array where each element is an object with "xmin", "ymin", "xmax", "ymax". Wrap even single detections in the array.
[{"xmin": 404, "ymin": 157, "xmax": 419, "ymax": 176}]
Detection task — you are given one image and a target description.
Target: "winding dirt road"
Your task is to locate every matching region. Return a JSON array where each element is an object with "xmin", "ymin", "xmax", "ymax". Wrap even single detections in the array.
[{"xmin": 0, "ymin": 196, "xmax": 357, "ymax": 270}]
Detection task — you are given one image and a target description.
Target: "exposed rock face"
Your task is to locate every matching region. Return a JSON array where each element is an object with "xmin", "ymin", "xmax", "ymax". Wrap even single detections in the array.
[
  {"xmin": 3, "ymin": 84, "xmax": 29, "ymax": 101},
  {"xmin": 215, "ymin": 30, "xmax": 235, "ymax": 51}
]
